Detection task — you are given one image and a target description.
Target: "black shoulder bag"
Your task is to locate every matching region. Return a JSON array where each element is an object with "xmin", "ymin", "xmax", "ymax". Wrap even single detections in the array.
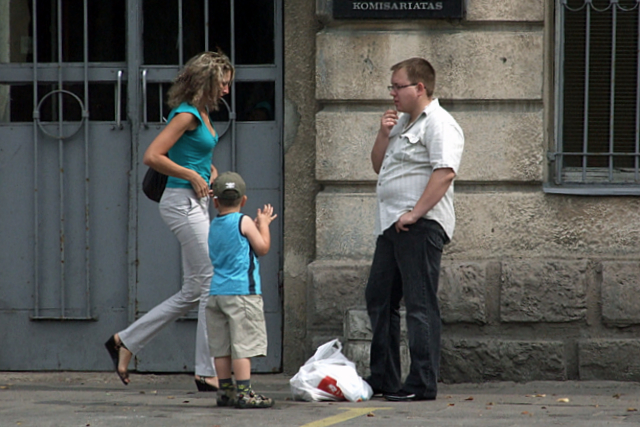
[{"xmin": 142, "ymin": 167, "xmax": 168, "ymax": 202}]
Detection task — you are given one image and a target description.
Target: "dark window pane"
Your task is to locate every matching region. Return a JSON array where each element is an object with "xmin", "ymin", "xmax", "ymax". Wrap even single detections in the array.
[
  {"xmin": 0, "ymin": 0, "xmax": 32, "ymax": 63},
  {"xmin": 236, "ymin": 82, "xmax": 275, "ymax": 122},
  {"xmin": 209, "ymin": 1, "xmax": 231, "ymax": 57},
  {"xmin": 145, "ymin": 83, "xmax": 172, "ymax": 123},
  {"xmin": 209, "ymin": 94, "xmax": 232, "ymax": 123},
  {"xmin": 4, "ymin": 0, "xmax": 126, "ymax": 63},
  {"xmin": 183, "ymin": 0, "xmax": 206, "ymax": 61},
  {"xmin": 561, "ymin": 3, "xmax": 639, "ymax": 173},
  {"xmin": 5, "ymin": 83, "xmax": 123, "ymax": 123},
  {"xmin": 143, "ymin": 0, "xmax": 179, "ymax": 65},
  {"xmin": 4, "ymin": 85, "xmax": 33, "ymax": 122},
  {"xmin": 235, "ymin": 0, "xmax": 274, "ymax": 64},
  {"xmin": 88, "ymin": 1, "xmax": 126, "ymax": 62}
]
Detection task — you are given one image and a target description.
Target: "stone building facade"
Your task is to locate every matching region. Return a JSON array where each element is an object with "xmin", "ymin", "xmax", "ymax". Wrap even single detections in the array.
[{"xmin": 283, "ymin": 0, "xmax": 640, "ymax": 382}]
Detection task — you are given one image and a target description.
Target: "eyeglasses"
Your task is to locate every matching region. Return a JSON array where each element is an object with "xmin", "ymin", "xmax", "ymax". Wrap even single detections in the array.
[{"xmin": 387, "ymin": 83, "xmax": 417, "ymax": 92}]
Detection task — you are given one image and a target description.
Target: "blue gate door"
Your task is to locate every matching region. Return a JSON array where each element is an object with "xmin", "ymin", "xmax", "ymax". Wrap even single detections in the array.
[{"xmin": 0, "ymin": 0, "xmax": 283, "ymax": 373}]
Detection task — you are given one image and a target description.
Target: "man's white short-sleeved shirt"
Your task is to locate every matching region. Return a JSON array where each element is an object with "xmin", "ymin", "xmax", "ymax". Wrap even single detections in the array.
[{"xmin": 375, "ymin": 99, "xmax": 464, "ymax": 239}]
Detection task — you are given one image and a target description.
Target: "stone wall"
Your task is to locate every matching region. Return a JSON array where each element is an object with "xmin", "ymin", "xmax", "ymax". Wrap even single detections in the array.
[
  {"xmin": 282, "ymin": 0, "xmax": 322, "ymax": 373},
  {"xmin": 304, "ymin": 0, "xmax": 640, "ymax": 382}
]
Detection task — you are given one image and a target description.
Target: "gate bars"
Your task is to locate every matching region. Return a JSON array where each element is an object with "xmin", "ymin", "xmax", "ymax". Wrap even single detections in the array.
[
  {"xmin": 31, "ymin": 0, "xmax": 93, "ymax": 320},
  {"xmin": 550, "ymin": 0, "xmax": 640, "ymax": 194}
]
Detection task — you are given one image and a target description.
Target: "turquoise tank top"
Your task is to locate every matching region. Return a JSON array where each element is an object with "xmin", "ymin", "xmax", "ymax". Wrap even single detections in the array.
[
  {"xmin": 166, "ymin": 102, "xmax": 219, "ymax": 189},
  {"xmin": 208, "ymin": 213, "xmax": 262, "ymax": 296}
]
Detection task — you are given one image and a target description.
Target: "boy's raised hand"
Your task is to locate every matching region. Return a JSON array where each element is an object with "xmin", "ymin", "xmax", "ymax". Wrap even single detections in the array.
[{"xmin": 255, "ymin": 204, "xmax": 277, "ymax": 228}]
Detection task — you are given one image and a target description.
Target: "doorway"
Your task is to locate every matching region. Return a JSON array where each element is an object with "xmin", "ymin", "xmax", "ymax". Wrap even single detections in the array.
[{"xmin": 0, "ymin": 0, "xmax": 283, "ymax": 373}]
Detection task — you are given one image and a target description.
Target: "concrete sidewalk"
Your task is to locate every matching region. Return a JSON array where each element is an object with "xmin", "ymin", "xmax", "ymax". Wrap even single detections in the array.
[{"xmin": 1, "ymin": 372, "xmax": 639, "ymax": 427}]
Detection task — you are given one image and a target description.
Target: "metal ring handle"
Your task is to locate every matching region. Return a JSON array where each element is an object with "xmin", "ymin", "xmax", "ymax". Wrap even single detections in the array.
[
  {"xmin": 214, "ymin": 97, "xmax": 233, "ymax": 138},
  {"xmin": 35, "ymin": 89, "xmax": 87, "ymax": 140}
]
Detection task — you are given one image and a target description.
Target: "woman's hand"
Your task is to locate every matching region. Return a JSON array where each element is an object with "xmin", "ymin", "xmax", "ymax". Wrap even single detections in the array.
[{"xmin": 189, "ymin": 172, "xmax": 211, "ymax": 199}]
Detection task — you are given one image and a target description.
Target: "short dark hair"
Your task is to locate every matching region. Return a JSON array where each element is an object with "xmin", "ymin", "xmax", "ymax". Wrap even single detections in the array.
[
  {"xmin": 391, "ymin": 57, "xmax": 436, "ymax": 97},
  {"xmin": 217, "ymin": 196, "xmax": 243, "ymax": 208}
]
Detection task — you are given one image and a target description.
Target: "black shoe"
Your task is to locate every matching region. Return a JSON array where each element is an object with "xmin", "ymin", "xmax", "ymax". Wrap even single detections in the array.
[
  {"xmin": 194, "ymin": 377, "xmax": 218, "ymax": 392},
  {"xmin": 364, "ymin": 377, "xmax": 396, "ymax": 397},
  {"xmin": 384, "ymin": 389, "xmax": 436, "ymax": 402}
]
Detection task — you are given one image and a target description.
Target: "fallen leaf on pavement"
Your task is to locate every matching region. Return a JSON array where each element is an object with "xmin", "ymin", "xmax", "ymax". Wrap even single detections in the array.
[
  {"xmin": 557, "ymin": 398, "xmax": 570, "ymax": 403},
  {"xmin": 465, "ymin": 397, "xmax": 474, "ymax": 401},
  {"xmin": 367, "ymin": 412, "xmax": 376, "ymax": 417},
  {"xmin": 448, "ymin": 403, "xmax": 455, "ymax": 407},
  {"xmin": 627, "ymin": 408, "xmax": 638, "ymax": 412}
]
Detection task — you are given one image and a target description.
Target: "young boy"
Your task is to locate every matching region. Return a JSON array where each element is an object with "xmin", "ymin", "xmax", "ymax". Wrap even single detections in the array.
[{"xmin": 205, "ymin": 171, "xmax": 277, "ymax": 409}]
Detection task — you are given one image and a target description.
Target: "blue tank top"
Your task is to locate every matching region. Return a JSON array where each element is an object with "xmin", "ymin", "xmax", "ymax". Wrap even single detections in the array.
[
  {"xmin": 166, "ymin": 102, "xmax": 219, "ymax": 189},
  {"xmin": 208, "ymin": 212, "xmax": 262, "ymax": 295}
]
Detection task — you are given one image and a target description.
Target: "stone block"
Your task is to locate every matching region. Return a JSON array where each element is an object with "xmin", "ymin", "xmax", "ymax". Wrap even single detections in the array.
[
  {"xmin": 316, "ymin": 110, "xmax": 544, "ymax": 183},
  {"xmin": 579, "ymin": 339, "xmax": 640, "ymax": 381},
  {"xmin": 500, "ymin": 260, "xmax": 587, "ymax": 323},
  {"xmin": 601, "ymin": 262, "xmax": 640, "ymax": 327},
  {"xmin": 317, "ymin": 192, "xmax": 640, "ymax": 260},
  {"xmin": 441, "ymin": 339, "xmax": 566, "ymax": 382},
  {"xmin": 317, "ymin": 30, "xmax": 543, "ymax": 100},
  {"xmin": 344, "ymin": 340, "xmax": 410, "ymax": 380},
  {"xmin": 344, "ymin": 308, "xmax": 408, "ymax": 341},
  {"xmin": 467, "ymin": 0, "xmax": 544, "ymax": 22},
  {"xmin": 440, "ymin": 262, "xmax": 487, "ymax": 324},
  {"xmin": 307, "ymin": 260, "xmax": 371, "ymax": 333},
  {"xmin": 450, "ymin": 193, "xmax": 640, "ymax": 259},
  {"xmin": 316, "ymin": 193, "xmax": 376, "ymax": 259}
]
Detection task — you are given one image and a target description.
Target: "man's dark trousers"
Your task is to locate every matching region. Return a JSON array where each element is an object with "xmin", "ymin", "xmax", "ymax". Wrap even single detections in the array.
[{"xmin": 365, "ymin": 218, "xmax": 448, "ymax": 398}]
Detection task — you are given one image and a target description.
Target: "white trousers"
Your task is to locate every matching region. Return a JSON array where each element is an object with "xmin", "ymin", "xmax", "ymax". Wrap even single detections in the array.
[{"xmin": 118, "ymin": 188, "xmax": 216, "ymax": 377}]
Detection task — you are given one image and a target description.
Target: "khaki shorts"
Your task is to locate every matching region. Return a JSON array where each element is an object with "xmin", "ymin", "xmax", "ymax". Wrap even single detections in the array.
[{"xmin": 205, "ymin": 294, "xmax": 267, "ymax": 359}]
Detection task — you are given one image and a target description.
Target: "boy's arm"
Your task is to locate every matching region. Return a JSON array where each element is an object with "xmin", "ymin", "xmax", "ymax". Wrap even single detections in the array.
[{"xmin": 241, "ymin": 204, "xmax": 277, "ymax": 256}]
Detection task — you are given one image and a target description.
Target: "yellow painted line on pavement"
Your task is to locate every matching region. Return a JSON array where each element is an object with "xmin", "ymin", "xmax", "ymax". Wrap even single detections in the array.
[{"xmin": 300, "ymin": 407, "xmax": 391, "ymax": 427}]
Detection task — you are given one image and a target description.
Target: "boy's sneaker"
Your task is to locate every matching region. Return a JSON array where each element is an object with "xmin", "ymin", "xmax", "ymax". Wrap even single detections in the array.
[
  {"xmin": 216, "ymin": 388, "xmax": 237, "ymax": 407},
  {"xmin": 235, "ymin": 390, "xmax": 274, "ymax": 409}
]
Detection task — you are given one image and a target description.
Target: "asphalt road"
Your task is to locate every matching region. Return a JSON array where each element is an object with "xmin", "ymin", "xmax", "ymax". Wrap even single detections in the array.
[{"xmin": 1, "ymin": 372, "xmax": 639, "ymax": 427}]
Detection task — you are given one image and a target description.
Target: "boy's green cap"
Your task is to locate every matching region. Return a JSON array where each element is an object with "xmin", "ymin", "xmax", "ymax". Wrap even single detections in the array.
[{"xmin": 213, "ymin": 171, "xmax": 246, "ymax": 200}]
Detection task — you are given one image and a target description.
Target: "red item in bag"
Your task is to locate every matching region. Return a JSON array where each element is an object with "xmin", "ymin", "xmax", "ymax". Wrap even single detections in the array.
[{"xmin": 317, "ymin": 376, "xmax": 345, "ymax": 399}]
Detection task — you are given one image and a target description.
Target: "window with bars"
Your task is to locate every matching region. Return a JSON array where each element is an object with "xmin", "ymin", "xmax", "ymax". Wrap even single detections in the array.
[{"xmin": 549, "ymin": 0, "xmax": 640, "ymax": 194}]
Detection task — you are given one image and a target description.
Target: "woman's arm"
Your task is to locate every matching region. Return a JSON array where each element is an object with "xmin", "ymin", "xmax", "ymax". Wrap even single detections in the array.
[{"xmin": 143, "ymin": 112, "xmax": 210, "ymax": 198}]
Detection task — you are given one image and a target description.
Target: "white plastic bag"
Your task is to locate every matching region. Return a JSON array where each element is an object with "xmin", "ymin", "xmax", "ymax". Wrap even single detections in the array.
[{"xmin": 290, "ymin": 339, "xmax": 373, "ymax": 402}]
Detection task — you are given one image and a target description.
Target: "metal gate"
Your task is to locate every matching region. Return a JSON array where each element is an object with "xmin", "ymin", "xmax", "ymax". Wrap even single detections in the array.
[{"xmin": 0, "ymin": 0, "xmax": 283, "ymax": 373}]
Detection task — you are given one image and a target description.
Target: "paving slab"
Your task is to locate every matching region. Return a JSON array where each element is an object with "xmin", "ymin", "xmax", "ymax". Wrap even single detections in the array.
[{"xmin": 1, "ymin": 372, "xmax": 639, "ymax": 427}]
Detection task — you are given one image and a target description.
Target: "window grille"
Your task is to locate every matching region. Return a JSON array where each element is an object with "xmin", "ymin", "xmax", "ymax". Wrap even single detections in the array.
[{"xmin": 549, "ymin": 0, "xmax": 640, "ymax": 194}]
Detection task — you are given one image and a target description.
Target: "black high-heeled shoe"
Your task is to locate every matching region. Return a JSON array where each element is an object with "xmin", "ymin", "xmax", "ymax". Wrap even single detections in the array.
[
  {"xmin": 195, "ymin": 377, "xmax": 218, "ymax": 392},
  {"xmin": 104, "ymin": 335, "xmax": 129, "ymax": 386}
]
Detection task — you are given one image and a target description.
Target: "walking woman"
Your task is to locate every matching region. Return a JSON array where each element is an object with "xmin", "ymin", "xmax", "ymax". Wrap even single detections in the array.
[{"xmin": 105, "ymin": 51, "xmax": 234, "ymax": 392}]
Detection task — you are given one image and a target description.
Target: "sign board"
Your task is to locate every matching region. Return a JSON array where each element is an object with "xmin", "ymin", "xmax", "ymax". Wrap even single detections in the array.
[{"xmin": 333, "ymin": 1, "xmax": 465, "ymax": 19}]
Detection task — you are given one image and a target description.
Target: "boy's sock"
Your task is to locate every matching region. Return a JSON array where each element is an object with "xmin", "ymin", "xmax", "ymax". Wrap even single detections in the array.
[
  {"xmin": 236, "ymin": 379, "xmax": 252, "ymax": 394},
  {"xmin": 216, "ymin": 378, "xmax": 236, "ymax": 407},
  {"xmin": 220, "ymin": 378, "xmax": 235, "ymax": 391}
]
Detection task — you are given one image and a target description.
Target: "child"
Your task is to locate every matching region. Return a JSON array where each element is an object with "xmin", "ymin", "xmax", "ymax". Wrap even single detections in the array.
[{"xmin": 205, "ymin": 171, "xmax": 277, "ymax": 409}]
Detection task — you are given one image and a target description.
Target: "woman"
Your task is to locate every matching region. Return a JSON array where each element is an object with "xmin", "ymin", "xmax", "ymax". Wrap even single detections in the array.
[{"xmin": 105, "ymin": 51, "xmax": 234, "ymax": 391}]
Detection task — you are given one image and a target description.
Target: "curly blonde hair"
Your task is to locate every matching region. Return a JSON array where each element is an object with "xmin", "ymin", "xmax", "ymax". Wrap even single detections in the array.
[{"xmin": 167, "ymin": 50, "xmax": 235, "ymax": 111}]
